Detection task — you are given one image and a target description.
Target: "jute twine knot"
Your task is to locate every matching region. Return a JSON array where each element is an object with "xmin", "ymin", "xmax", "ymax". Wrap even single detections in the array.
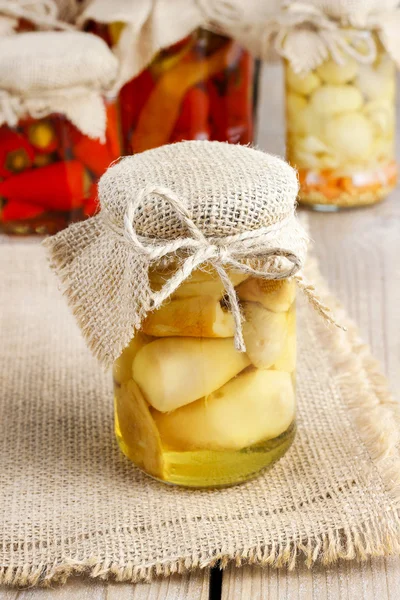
[{"xmin": 103, "ymin": 185, "xmax": 344, "ymax": 353}]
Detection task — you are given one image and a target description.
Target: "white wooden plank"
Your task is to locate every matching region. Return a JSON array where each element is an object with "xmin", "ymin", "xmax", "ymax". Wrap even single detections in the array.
[
  {"xmin": 222, "ymin": 558, "xmax": 400, "ymax": 600},
  {"xmin": 106, "ymin": 572, "xmax": 210, "ymax": 600},
  {"xmin": 0, "ymin": 571, "xmax": 209, "ymax": 600}
]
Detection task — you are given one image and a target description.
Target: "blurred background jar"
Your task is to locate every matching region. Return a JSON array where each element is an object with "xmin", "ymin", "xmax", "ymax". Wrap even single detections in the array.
[
  {"xmin": 113, "ymin": 268, "xmax": 296, "ymax": 488},
  {"xmin": 0, "ymin": 31, "xmax": 121, "ymax": 234},
  {"xmin": 285, "ymin": 34, "xmax": 397, "ymax": 211},
  {"xmin": 119, "ymin": 29, "xmax": 255, "ymax": 154},
  {"xmin": 83, "ymin": 5, "xmax": 256, "ymax": 153}
]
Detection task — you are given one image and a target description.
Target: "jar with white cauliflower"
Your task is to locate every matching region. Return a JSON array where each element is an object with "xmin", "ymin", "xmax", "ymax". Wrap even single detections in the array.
[
  {"xmin": 286, "ymin": 37, "xmax": 397, "ymax": 209},
  {"xmin": 113, "ymin": 267, "xmax": 296, "ymax": 488}
]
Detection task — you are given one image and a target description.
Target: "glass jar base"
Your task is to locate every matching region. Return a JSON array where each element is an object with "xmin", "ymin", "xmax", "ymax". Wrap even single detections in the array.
[
  {"xmin": 298, "ymin": 186, "xmax": 393, "ymax": 211},
  {"xmin": 116, "ymin": 421, "xmax": 296, "ymax": 489}
]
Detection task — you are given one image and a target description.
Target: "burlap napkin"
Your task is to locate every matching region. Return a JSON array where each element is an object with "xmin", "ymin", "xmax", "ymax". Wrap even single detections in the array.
[{"xmin": 1, "ymin": 241, "xmax": 400, "ymax": 587}]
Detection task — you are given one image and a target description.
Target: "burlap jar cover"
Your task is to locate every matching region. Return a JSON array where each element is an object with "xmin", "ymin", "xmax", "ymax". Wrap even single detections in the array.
[
  {"xmin": 0, "ymin": 30, "xmax": 118, "ymax": 140},
  {"xmin": 43, "ymin": 141, "xmax": 332, "ymax": 367}
]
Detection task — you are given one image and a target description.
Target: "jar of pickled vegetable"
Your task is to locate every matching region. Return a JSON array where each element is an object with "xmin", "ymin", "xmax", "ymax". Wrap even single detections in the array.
[
  {"xmin": 120, "ymin": 29, "xmax": 255, "ymax": 154},
  {"xmin": 84, "ymin": 13, "xmax": 255, "ymax": 153},
  {"xmin": 45, "ymin": 141, "xmax": 309, "ymax": 488},
  {"xmin": 113, "ymin": 269, "xmax": 296, "ymax": 487},
  {"xmin": 286, "ymin": 41, "xmax": 397, "ymax": 210},
  {"xmin": 0, "ymin": 31, "xmax": 121, "ymax": 234}
]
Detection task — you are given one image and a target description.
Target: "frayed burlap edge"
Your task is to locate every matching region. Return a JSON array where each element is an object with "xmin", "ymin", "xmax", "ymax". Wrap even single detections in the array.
[{"xmin": 2, "ymin": 254, "xmax": 400, "ymax": 588}]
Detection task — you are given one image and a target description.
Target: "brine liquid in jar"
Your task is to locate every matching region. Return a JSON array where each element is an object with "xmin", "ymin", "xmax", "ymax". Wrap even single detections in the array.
[
  {"xmin": 113, "ymin": 268, "xmax": 296, "ymax": 488},
  {"xmin": 285, "ymin": 35, "xmax": 397, "ymax": 210}
]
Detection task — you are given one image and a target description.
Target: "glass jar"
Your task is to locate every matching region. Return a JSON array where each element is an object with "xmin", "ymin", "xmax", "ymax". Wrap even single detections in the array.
[
  {"xmin": 113, "ymin": 267, "xmax": 296, "ymax": 488},
  {"xmin": 285, "ymin": 37, "xmax": 397, "ymax": 210},
  {"xmin": 0, "ymin": 98, "xmax": 121, "ymax": 234},
  {"xmin": 117, "ymin": 28, "xmax": 255, "ymax": 154}
]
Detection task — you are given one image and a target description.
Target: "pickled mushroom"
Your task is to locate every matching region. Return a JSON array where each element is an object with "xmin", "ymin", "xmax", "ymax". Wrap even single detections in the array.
[
  {"xmin": 289, "ymin": 147, "xmax": 320, "ymax": 169},
  {"xmin": 363, "ymin": 99, "xmax": 394, "ymax": 137},
  {"xmin": 242, "ymin": 302, "xmax": 288, "ymax": 369},
  {"xmin": 286, "ymin": 66, "xmax": 321, "ymax": 95},
  {"xmin": 115, "ymin": 380, "xmax": 165, "ymax": 479},
  {"xmin": 370, "ymin": 138, "xmax": 394, "ymax": 162},
  {"xmin": 287, "ymin": 104, "xmax": 322, "ymax": 136},
  {"xmin": 356, "ymin": 64, "xmax": 395, "ymax": 101},
  {"xmin": 113, "ymin": 333, "xmax": 152, "ymax": 385},
  {"xmin": 316, "ymin": 57, "xmax": 358, "ymax": 85},
  {"xmin": 323, "ymin": 112, "xmax": 374, "ymax": 160},
  {"xmin": 153, "ymin": 369, "xmax": 295, "ymax": 451},
  {"xmin": 310, "ymin": 84, "xmax": 363, "ymax": 116},
  {"xmin": 236, "ymin": 278, "xmax": 295, "ymax": 312},
  {"xmin": 149, "ymin": 266, "xmax": 248, "ymax": 299},
  {"xmin": 287, "ymin": 92, "xmax": 307, "ymax": 118},
  {"xmin": 273, "ymin": 306, "xmax": 296, "ymax": 373},
  {"xmin": 132, "ymin": 337, "xmax": 250, "ymax": 412},
  {"xmin": 142, "ymin": 295, "xmax": 235, "ymax": 337},
  {"xmin": 295, "ymin": 135, "xmax": 330, "ymax": 155}
]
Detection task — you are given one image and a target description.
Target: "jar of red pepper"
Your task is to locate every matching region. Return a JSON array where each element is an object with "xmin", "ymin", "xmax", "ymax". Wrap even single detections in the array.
[
  {"xmin": 0, "ymin": 31, "xmax": 121, "ymax": 234},
  {"xmin": 120, "ymin": 29, "xmax": 255, "ymax": 154},
  {"xmin": 83, "ymin": 2, "xmax": 255, "ymax": 154}
]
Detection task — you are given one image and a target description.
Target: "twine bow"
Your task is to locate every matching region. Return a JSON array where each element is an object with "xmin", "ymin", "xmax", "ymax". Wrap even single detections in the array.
[{"xmin": 103, "ymin": 186, "xmax": 344, "ymax": 353}]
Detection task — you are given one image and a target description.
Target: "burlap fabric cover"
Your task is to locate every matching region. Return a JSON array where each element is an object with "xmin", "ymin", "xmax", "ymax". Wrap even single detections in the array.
[
  {"xmin": 0, "ymin": 31, "xmax": 118, "ymax": 139},
  {"xmin": 1, "ymin": 240, "xmax": 400, "ymax": 587},
  {"xmin": 44, "ymin": 141, "xmax": 308, "ymax": 367}
]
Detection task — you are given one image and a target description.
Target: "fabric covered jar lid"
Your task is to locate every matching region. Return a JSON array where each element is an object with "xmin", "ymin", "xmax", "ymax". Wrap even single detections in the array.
[
  {"xmin": 0, "ymin": 31, "xmax": 117, "ymax": 94},
  {"xmin": 0, "ymin": 31, "xmax": 118, "ymax": 140},
  {"xmin": 45, "ymin": 141, "xmax": 309, "ymax": 366},
  {"xmin": 99, "ymin": 140, "xmax": 301, "ymax": 238}
]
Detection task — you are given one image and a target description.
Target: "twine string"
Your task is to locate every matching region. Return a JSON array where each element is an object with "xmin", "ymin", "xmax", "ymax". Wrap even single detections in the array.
[{"xmin": 103, "ymin": 185, "xmax": 344, "ymax": 352}]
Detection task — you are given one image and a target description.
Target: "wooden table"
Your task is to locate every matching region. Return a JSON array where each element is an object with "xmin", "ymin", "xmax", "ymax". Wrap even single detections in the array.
[{"xmin": 1, "ymin": 63, "xmax": 400, "ymax": 599}]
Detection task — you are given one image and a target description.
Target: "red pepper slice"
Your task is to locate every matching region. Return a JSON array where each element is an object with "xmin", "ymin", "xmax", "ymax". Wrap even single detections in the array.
[
  {"xmin": 2, "ymin": 199, "xmax": 45, "ymax": 221},
  {"xmin": 170, "ymin": 86, "xmax": 211, "ymax": 142},
  {"xmin": 120, "ymin": 69, "xmax": 155, "ymax": 149},
  {"xmin": 0, "ymin": 160, "xmax": 85, "ymax": 210}
]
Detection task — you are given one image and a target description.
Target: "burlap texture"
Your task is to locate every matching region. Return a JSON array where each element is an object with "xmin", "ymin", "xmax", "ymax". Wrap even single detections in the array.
[
  {"xmin": 44, "ymin": 141, "xmax": 308, "ymax": 367},
  {"xmin": 0, "ymin": 31, "xmax": 118, "ymax": 139},
  {"xmin": 1, "ymin": 240, "xmax": 400, "ymax": 587}
]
